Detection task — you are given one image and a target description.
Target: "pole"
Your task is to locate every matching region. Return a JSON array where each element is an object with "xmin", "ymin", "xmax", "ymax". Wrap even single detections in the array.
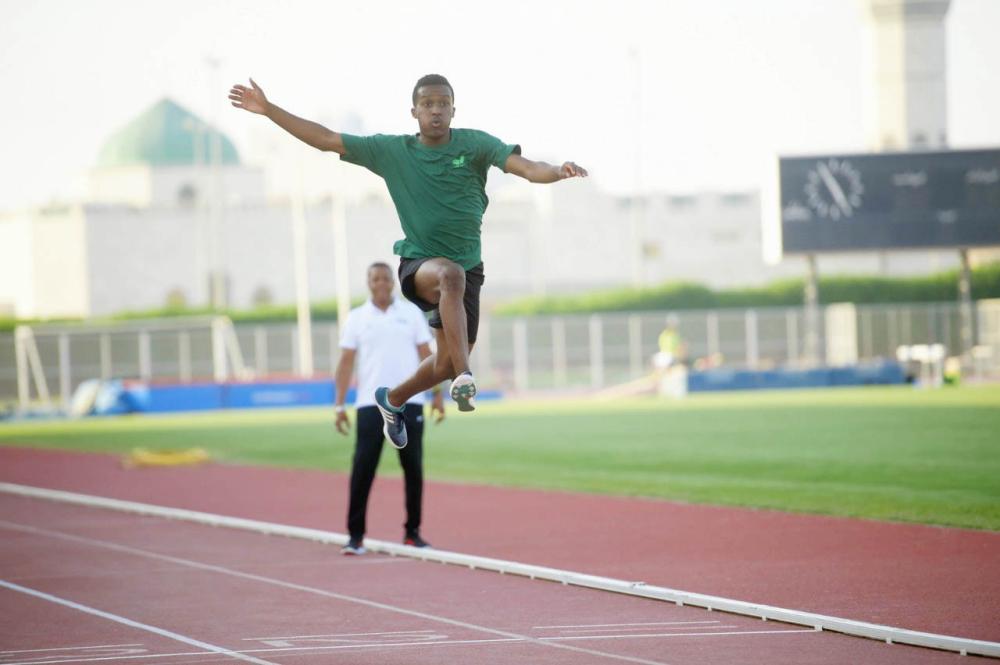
[
  {"xmin": 291, "ymin": 160, "xmax": 314, "ymax": 377},
  {"xmin": 804, "ymin": 254, "xmax": 820, "ymax": 366},
  {"xmin": 332, "ymin": 195, "xmax": 351, "ymax": 327},
  {"xmin": 206, "ymin": 56, "xmax": 225, "ymax": 309},
  {"xmin": 958, "ymin": 248, "xmax": 974, "ymax": 366},
  {"xmin": 628, "ymin": 46, "xmax": 643, "ymax": 287}
]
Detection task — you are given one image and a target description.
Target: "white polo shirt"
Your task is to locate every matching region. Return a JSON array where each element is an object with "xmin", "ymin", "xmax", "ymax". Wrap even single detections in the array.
[{"xmin": 339, "ymin": 298, "xmax": 433, "ymax": 408}]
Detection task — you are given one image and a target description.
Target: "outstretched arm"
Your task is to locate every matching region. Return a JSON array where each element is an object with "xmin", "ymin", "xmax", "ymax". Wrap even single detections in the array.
[
  {"xmin": 229, "ymin": 78, "xmax": 345, "ymax": 154},
  {"xmin": 504, "ymin": 153, "xmax": 588, "ymax": 184}
]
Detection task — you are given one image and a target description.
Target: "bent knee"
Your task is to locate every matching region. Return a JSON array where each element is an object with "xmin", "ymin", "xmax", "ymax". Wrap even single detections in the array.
[{"xmin": 436, "ymin": 262, "xmax": 466, "ymax": 293}]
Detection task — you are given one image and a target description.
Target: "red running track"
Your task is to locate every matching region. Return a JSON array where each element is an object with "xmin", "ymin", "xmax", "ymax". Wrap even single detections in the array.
[
  {"xmin": 0, "ymin": 494, "xmax": 974, "ymax": 665},
  {"xmin": 1, "ymin": 446, "xmax": 998, "ymax": 644}
]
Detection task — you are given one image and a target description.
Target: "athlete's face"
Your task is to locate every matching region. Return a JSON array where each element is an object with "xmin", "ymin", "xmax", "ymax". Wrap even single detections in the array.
[
  {"xmin": 367, "ymin": 266, "xmax": 394, "ymax": 305},
  {"xmin": 411, "ymin": 84, "xmax": 454, "ymax": 143}
]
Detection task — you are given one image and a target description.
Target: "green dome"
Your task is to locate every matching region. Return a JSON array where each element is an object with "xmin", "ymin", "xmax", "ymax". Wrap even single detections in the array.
[{"xmin": 97, "ymin": 98, "xmax": 240, "ymax": 167}]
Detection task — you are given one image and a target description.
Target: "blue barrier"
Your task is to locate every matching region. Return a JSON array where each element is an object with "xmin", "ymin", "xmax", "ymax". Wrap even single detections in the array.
[
  {"xmin": 90, "ymin": 379, "xmax": 502, "ymax": 415},
  {"xmin": 687, "ymin": 362, "xmax": 906, "ymax": 393}
]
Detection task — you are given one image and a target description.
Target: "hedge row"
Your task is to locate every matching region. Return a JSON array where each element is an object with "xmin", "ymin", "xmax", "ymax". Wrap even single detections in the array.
[
  {"xmin": 494, "ymin": 262, "xmax": 1000, "ymax": 315},
  {"xmin": 4, "ymin": 263, "xmax": 999, "ymax": 333}
]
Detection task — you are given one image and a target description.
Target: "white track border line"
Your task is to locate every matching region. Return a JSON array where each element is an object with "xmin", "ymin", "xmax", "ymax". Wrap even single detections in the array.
[
  {"xmin": 0, "ymin": 580, "xmax": 279, "ymax": 665},
  {"xmin": 2, "ymin": 481, "xmax": 997, "ymax": 659}
]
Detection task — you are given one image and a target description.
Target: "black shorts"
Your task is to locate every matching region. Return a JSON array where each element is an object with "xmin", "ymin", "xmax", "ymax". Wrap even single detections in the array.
[{"xmin": 398, "ymin": 258, "xmax": 485, "ymax": 344}]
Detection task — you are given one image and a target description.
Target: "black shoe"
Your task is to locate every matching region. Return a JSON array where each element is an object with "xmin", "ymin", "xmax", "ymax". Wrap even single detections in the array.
[
  {"xmin": 341, "ymin": 537, "xmax": 366, "ymax": 555},
  {"xmin": 403, "ymin": 532, "xmax": 431, "ymax": 548}
]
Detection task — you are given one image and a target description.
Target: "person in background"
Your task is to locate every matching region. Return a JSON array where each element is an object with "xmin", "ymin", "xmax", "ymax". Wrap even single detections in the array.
[
  {"xmin": 334, "ymin": 262, "xmax": 445, "ymax": 555},
  {"xmin": 655, "ymin": 315, "xmax": 687, "ymax": 371}
]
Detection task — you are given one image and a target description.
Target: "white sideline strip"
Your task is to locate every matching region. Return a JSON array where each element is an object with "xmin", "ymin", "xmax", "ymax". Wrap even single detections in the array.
[
  {"xmin": 536, "ymin": 621, "xmax": 722, "ymax": 629},
  {"xmin": 2, "ymin": 481, "xmax": 998, "ymax": 659},
  {"xmin": 542, "ymin": 629, "xmax": 818, "ymax": 641},
  {"xmin": 243, "ymin": 630, "xmax": 439, "ymax": 641},
  {"xmin": 0, "ymin": 644, "xmax": 143, "ymax": 655},
  {"xmin": 0, "ymin": 524, "xmax": 671, "ymax": 665},
  {"xmin": 0, "ymin": 580, "xmax": 279, "ymax": 665}
]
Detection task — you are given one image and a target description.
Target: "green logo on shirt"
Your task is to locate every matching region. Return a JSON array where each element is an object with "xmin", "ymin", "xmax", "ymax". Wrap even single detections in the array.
[{"xmin": 451, "ymin": 155, "xmax": 466, "ymax": 168}]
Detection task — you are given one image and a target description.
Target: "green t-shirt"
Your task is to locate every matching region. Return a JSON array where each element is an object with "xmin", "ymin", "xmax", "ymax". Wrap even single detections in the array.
[{"xmin": 340, "ymin": 128, "xmax": 520, "ymax": 271}]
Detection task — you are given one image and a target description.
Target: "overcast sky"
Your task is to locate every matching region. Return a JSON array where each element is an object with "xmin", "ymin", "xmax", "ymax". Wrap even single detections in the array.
[{"xmin": 1, "ymin": 0, "xmax": 998, "ymax": 210}]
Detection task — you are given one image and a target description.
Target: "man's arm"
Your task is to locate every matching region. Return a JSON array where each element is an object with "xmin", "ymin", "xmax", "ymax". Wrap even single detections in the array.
[
  {"xmin": 504, "ymin": 154, "xmax": 588, "ymax": 184},
  {"xmin": 229, "ymin": 78, "xmax": 346, "ymax": 154},
  {"xmin": 333, "ymin": 347, "xmax": 356, "ymax": 434}
]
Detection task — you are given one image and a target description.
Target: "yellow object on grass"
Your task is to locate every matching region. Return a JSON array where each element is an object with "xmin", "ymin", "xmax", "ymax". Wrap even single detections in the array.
[{"xmin": 123, "ymin": 447, "xmax": 211, "ymax": 468}]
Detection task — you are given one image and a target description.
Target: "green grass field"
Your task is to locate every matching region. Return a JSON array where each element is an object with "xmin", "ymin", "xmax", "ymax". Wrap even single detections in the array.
[{"xmin": 2, "ymin": 385, "xmax": 999, "ymax": 530}]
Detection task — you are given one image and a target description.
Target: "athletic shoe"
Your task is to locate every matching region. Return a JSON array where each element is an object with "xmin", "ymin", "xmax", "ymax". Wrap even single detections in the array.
[
  {"xmin": 403, "ymin": 532, "xmax": 431, "ymax": 548},
  {"xmin": 450, "ymin": 372, "xmax": 477, "ymax": 412},
  {"xmin": 374, "ymin": 387, "xmax": 408, "ymax": 449},
  {"xmin": 341, "ymin": 538, "xmax": 366, "ymax": 555}
]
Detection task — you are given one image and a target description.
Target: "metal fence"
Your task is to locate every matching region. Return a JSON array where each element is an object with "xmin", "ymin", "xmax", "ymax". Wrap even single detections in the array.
[{"xmin": 3, "ymin": 301, "xmax": 998, "ymax": 408}]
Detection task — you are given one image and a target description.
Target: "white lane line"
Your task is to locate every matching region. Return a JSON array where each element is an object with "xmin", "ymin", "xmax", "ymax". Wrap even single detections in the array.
[
  {"xmin": 556, "ymin": 625, "xmax": 740, "ymax": 634},
  {"xmin": 536, "ymin": 621, "xmax": 721, "ymax": 629},
  {"xmin": 541, "ymin": 629, "xmax": 819, "ymax": 641},
  {"xmin": 0, "ymin": 645, "xmax": 143, "ymax": 655},
  {"xmin": 242, "ymin": 630, "xmax": 439, "ymax": 641},
  {"xmin": 0, "ymin": 639, "xmax": 527, "ymax": 665},
  {"xmin": 0, "ymin": 520, "xmax": 673, "ymax": 665},
  {"xmin": 0, "ymin": 630, "xmax": 826, "ymax": 665},
  {"xmin": 0, "ymin": 580, "xmax": 278, "ymax": 665}
]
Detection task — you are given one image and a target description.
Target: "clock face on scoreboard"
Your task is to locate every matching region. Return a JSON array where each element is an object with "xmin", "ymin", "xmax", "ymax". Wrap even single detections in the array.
[
  {"xmin": 777, "ymin": 148, "xmax": 1000, "ymax": 254},
  {"xmin": 803, "ymin": 158, "xmax": 864, "ymax": 221}
]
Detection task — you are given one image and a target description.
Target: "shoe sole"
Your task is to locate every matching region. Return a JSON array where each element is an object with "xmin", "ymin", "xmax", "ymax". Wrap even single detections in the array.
[{"xmin": 450, "ymin": 382, "xmax": 477, "ymax": 412}]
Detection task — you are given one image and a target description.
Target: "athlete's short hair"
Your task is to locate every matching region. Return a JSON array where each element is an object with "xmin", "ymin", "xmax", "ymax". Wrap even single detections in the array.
[{"xmin": 412, "ymin": 74, "xmax": 454, "ymax": 105}]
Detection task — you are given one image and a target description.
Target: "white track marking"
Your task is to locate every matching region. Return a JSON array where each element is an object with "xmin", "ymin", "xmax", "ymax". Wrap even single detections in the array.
[
  {"xmin": 0, "ymin": 645, "xmax": 142, "ymax": 655},
  {"xmin": 541, "ymin": 629, "xmax": 819, "ymax": 641},
  {"xmin": 536, "ymin": 621, "xmax": 721, "ymax": 629},
  {"xmin": 0, "ymin": 639, "xmax": 526, "ymax": 665},
  {"xmin": 0, "ymin": 630, "xmax": 825, "ymax": 665},
  {"xmin": 0, "ymin": 520, "xmax": 673, "ymax": 665},
  {"xmin": 554, "ymin": 626, "xmax": 740, "ymax": 634},
  {"xmin": 243, "ymin": 630, "xmax": 439, "ymax": 642},
  {"xmin": 0, "ymin": 580, "xmax": 278, "ymax": 665},
  {"xmin": 3, "ymin": 483, "xmax": 999, "ymax": 659}
]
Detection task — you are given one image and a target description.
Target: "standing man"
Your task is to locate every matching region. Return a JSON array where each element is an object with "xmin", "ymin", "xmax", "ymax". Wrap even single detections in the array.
[
  {"xmin": 334, "ymin": 262, "xmax": 445, "ymax": 555},
  {"xmin": 230, "ymin": 74, "xmax": 587, "ymax": 448}
]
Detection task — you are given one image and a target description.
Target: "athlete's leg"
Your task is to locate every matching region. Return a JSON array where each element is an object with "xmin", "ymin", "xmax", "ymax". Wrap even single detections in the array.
[
  {"xmin": 413, "ymin": 258, "xmax": 470, "ymax": 375},
  {"xmin": 389, "ymin": 328, "xmax": 472, "ymax": 406},
  {"xmin": 387, "ymin": 257, "xmax": 470, "ymax": 408}
]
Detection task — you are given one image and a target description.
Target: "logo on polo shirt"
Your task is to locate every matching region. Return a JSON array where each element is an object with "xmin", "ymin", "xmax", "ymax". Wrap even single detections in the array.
[{"xmin": 451, "ymin": 155, "xmax": 466, "ymax": 168}]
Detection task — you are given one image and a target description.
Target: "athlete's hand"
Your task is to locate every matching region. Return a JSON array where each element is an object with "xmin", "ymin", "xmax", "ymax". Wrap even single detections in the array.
[
  {"xmin": 430, "ymin": 393, "xmax": 446, "ymax": 424},
  {"xmin": 229, "ymin": 78, "xmax": 269, "ymax": 115},
  {"xmin": 559, "ymin": 162, "xmax": 588, "ymax": 179},
  {"xmin": 335, "ymin": 409, "xmax": 351, "ymax": 435}
]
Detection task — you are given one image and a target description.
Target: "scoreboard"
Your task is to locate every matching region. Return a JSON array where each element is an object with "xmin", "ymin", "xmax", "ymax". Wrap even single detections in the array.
[{"xmin": 776, "ymin": 148, "xmax": 1000, "ymax": 254}]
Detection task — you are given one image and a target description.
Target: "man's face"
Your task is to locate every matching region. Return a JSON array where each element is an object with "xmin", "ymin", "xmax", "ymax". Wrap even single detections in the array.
[
  {"xmin": 411, "ymin": 84, "xmax": 454, "ymax": 141},
  {"xmin": 367, "ymin": 266, "xmax": 394, "ymax": 301}
]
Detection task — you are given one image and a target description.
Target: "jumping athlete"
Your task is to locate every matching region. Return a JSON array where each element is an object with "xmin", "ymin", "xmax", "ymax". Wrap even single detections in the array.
[{"xmin": 230, "ymin": 74, "xmax": 587, "ymax": 447}]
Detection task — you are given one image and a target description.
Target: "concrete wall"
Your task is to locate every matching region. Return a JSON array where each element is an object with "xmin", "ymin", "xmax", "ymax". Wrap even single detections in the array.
[{"xmin": 31, "ymin": 206, "xmax": 89, "ymax": 318}]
